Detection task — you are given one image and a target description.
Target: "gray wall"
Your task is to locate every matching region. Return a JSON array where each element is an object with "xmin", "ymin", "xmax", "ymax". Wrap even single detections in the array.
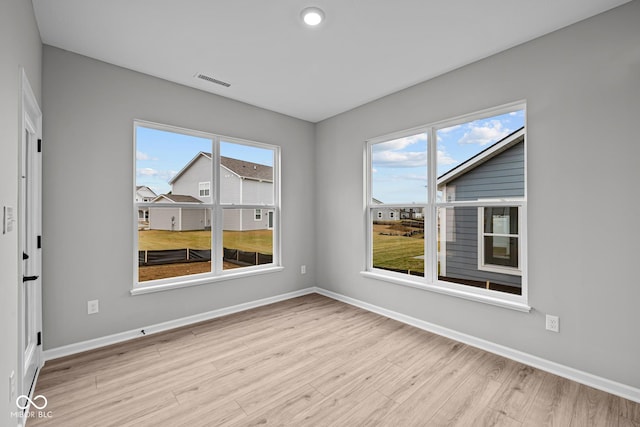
[
  {"xmin": 42, "ymin": 46, "xmax": 316, "ymax": 349},
  {"xmin": 0, "ymin": 1, "xmax": 42, "ymax": 424},
  {"xmin": 315, "ymin": 1, "xmax": 640, "ymax": 389}
]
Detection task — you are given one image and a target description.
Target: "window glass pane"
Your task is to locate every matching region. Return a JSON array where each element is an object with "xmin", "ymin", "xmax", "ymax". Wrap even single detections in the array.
[
  {"xmin": 484, "ymin": 207, "xmax": 518, "ymax": 234},
  {"xmin": 138, "ymin": 207, "xmax": 212, "ymax": 282},
  {"xmin": 136, "ymin": 126, "xmax": 212, "ymax": 203},
  {"xmin": 372, "ymin": 207, "xmax": 425, "ymax": 277},
  {"xmin": 371, "ymin": 133, "xmax": 428, "ymax": 204},
  {"xmin": 484, "ymin": 236, "xmax": 518, "ymax": 267},
  {"xmin": 220, "ymin": 141, "xmax": 274, "ymax": 205},
  {"xmin": 438, "ymin": 207, "xmax": 521, "ymax": 295},
  {"xmin": 437, "ymin": 110, "xmax": 525, "ymax": 202},
  {"xmin": 222, "ymin": 209, "xmax": 273, "ymax": 270}
]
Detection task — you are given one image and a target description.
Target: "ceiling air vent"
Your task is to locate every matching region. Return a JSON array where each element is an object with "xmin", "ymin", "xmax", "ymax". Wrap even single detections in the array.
[{"xmin": 195, "ymin": 73, "xmax": 231, "ymax": 88}]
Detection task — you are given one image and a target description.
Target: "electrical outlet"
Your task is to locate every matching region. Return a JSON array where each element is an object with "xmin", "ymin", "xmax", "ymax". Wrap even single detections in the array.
[
  {"xmin": 301, "ymin": 265, "xmax": 306, "ymax": 275},
  {"xmin": 88, "ymin": 299, "xmax": 99, "ymax": 315},
  {"xmin": 546, "ymin": 314, "xmax": 559, "ymax": 332}
]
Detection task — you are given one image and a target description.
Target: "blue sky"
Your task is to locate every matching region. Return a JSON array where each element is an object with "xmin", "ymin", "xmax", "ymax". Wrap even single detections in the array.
[
  {"xmin": 136, "ymin": 126, "xmax": 273, "ymax": 195},
  {"xmin": 372, "ymin": 110, "xmax": 525, "ymax": 204}
]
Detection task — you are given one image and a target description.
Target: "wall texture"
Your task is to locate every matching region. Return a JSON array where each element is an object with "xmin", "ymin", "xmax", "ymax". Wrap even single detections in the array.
[
  {"xmin": 315, "ymin": 1, "xmax": 640, "ymax": 389},
  {"xmin": 41, "ymin": 46, "xmax": 316, "ymax": 349},
  {"xmin": 0, "ymin": 1, "xmax": 42, "ymax": 424}
]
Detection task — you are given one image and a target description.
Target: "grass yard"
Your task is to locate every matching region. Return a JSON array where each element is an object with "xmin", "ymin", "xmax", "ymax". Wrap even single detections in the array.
[
  {"xmin": 138, "ymin": 229, "xmax": 273, "ymax": 254},
  {"xmin": 372, "ymin": 223, "xmax": 425, "ymax": 274}
]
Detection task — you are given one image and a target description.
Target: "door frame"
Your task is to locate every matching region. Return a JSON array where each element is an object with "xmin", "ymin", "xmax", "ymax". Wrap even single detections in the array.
[{"xmin": 18, "ymin": 68, "xmax": 43, "ymax": 411}]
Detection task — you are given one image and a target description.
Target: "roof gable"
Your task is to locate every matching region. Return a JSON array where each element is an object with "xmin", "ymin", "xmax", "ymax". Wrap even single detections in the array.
[
  {"xmin": 168, "ymin": 152, "xmax": 273, "ymax": 184},
  {"xmin": 437, "ymin": 127, "xmax": 524, "ymax": 187}
]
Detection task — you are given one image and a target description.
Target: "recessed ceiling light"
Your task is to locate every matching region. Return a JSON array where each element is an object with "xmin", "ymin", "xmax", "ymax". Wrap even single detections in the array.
[{"xmin": 301, "ymin": 7, "xmax": 325, "ymax": 27}]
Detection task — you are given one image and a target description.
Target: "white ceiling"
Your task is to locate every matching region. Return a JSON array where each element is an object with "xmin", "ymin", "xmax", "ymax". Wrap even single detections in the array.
[{"xmin": 33, "ymin": 0, "xmax": 629, "ymax": 123}]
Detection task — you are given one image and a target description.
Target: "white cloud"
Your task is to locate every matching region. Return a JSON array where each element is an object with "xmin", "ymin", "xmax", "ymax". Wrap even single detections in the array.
[
  {"xmin": 137, "ymin": 167, "xmax": 157, "ymax": 176},
  {"xmin": 376, "ymin": 133, "xmax": 427, "ymax": 152},
  {"xmin": 458, "ymin": 120, "xmax": 510, "ymax": 146},
  {"xmin": 437, "ymin": 149, "xmax": 457, "ymax": 165},
  {"xmin": 136, "ymin": 151, "xmax": 150, "ymax": 161},
  {"xmin": 372, "ymin": 150, "xmax": 427, "ymax": 168},
  {"xmin": 438, "ymin": 124, "xmax": 462, "ymax": 134}
]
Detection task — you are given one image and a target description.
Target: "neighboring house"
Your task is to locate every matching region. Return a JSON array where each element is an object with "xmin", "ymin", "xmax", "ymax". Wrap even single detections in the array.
[
  {"xmin": 148, "ymin": 194, "xmax": 207, "ymax": 231},
  {"xmin": 135, "ymin": 185, "xmax": 157, "ymax": 222},
  {"xmin": 437, "ymin": 127, "xmax": 525, "ymax": 291},
  {"xmin": 149, "ymin": 152, "xmax": 274, "ymax": 231},
  {"xmin": 371, "ymin": 198, "xmax": 400, "ymax": 221}
]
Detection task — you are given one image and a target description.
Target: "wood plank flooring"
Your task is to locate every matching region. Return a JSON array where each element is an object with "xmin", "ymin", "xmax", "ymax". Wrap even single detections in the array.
[{"xmin": 30, "ymin": 294, "xmax": 639, "ymax": 426}]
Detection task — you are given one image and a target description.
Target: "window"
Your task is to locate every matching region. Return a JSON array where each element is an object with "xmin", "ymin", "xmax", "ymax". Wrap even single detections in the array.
[
  {"xmin": 480, "ymin": 206, "xmax": 520, "ymax": 273},
  {"xmin": 365, "ymin": 103, "xmax": 527, "ymax": 309},
  {"xmin": 134, "ymin": 121, "xmax": 280, "ymax": 292},
  {"xmin": 198, "ymin": 182, "xmax": 210, "ymax": 197}
]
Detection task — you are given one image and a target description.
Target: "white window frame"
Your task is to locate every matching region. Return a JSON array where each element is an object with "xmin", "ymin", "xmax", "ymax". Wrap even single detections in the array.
[
  {"xmin": 478, "ymin": 206, "xmax": 522, "ymax": 276},
  {"xmin": 362, "ymin": 101, "xmax": 529, "ymax": 312},
  {"xmin": 198, "ymin": 181, "xmax": 210, "ymax": 197},
  {"xmin": 254, "ymin": 209, "xmax": 262, "ymax": 221},
  {"xmin": 132, "ymin": 120, "xmax": 282, "ymax": 295}
]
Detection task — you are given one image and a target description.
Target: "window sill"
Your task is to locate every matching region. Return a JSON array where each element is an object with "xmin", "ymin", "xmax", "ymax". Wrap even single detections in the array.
[
  {"xmin": 131, "ymin": 266, "xmax": 285, "ymax": 296},
  {"xmin": 360, "ymin": 270, "xmax": 531, "ymax": 312}
]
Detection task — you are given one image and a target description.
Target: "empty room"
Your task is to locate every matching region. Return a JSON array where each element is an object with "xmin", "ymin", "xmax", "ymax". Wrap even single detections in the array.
[{"xmin": 2, "ymin": 0, "xmax": 639, "ymax": 425}]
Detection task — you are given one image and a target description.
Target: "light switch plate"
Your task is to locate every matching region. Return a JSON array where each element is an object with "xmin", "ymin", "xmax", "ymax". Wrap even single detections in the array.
[{"xmin": 3, "ymin": 206, "xmax": 14, "ymax": 234}]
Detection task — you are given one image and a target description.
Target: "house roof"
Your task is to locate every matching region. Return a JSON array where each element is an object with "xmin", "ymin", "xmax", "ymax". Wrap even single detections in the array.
[
  {"xmin": 152, "ymin": 194, "xmax": 202, "ymax": 203},
  {"xmin": 168, "ymin": 152, "xmax": 273, "ymax": 185},
  {"xmin": 136, "ymin": 185, "xmax": 157, "ymax": 195},
  {"xmin": 437, "ymin": 127, "xmax": 525, "ymax": 187},
  {"xmin": 221, "ymin": 156, "xmax": 273, "ymax": 181}
]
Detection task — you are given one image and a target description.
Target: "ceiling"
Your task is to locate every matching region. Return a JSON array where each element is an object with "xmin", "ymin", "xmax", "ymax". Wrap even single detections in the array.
[{"xmin": 32, "ymin": 0, "xmax": 629, "ymax": 123}]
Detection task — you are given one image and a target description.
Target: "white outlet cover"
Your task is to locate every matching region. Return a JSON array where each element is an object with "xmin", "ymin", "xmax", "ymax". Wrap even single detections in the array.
[
  {"xmin": 88, "ymin": 300, "xmax": 99, "ymax": 314},
  {"xmin": 546, "ymin": 314, "xmax": 559, "ymax": 332}
]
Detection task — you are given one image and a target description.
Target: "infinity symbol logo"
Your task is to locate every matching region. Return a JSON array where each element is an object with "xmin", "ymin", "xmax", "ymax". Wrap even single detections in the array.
[{"xmin": 16, "ymin": 394, "xmax": 48, "ymax": 410}]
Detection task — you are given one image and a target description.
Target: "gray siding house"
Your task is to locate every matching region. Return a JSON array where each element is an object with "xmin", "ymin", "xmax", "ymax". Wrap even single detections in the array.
[
  {"xmin": 437, "ymin": 128, "xmax": 524, "ymax": 292},
  {"xmin": 371, "ymin": 198, "xmax": 400, "ymax": 221},
  {"xmin": 149, "ymin": 152, "xmax": 274, "ymax": 231}
]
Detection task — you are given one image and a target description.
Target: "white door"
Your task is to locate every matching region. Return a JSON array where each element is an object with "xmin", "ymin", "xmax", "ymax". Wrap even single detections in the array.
[{"xmin": 19, "ymin": 70, "xmax": 43, "ymax": 406}]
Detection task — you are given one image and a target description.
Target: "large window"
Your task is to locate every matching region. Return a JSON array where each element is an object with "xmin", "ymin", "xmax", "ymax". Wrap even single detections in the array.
[
  {"xmin": 134, "ymin": 121, "xmax": 280, "ymax": 292},
  {"xmin": 365, "ymin": 103, "xmax": 527, "ymax": 309}
]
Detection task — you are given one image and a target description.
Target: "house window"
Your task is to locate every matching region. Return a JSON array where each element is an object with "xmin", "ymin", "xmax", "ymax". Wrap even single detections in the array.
[
  {"xmin": 198, "ymin": 182, "xmax": 210, "ymax": 197},
  {"xmin": 480, "ymin": 207, "xmax": 520, "ymax": 273},
  {"xmin": 365, "ymin": 103, "xmax": 527, "ymax": 309},
  {"xmin": 134, "ymin": 121, "xmax": 280, "ymax": 292},
  {"xmin": 377, "ymin": 212, "xmax": 382, "ymax": 219}
]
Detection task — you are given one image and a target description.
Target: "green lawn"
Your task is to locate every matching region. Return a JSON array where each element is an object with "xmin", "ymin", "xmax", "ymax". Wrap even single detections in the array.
[
  {"xmin": 139, "ymin": 229, "xmax": 273, "ymax": 254},
  {"xmin": 372, "ymin": 223, "xmax": 425, "ymax": 274}
]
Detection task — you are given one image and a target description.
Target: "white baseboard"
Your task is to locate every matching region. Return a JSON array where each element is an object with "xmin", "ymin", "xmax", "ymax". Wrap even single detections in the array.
[
  {"xmin": 43, "ymin": 287, "xmax": 316, "ymax": 361},
  {"xmin": 314, "ymin": 287, "xmax": 640, "ymax": 404}
]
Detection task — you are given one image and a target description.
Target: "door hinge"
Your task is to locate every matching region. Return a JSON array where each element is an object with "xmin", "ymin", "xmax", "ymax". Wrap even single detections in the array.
[
  {"xmin": 37, "ymin": 235, "xmax": 42, "ymax": 249},
  {"xmin": 37, "ymin": 139, "xmax": 42, "ymax": 153},
  {"xmin": 37, "ymin": 332, "xmax": 42, "ymax": 346}
]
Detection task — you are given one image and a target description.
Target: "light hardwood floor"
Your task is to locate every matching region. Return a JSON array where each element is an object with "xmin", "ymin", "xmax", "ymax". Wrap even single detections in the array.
[{"xmin": 30, "ymin": 294, "xmax": 639, "ymax": 426}]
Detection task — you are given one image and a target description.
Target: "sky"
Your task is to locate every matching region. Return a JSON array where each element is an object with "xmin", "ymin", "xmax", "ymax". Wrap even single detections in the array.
[
  {"xmin": 372, "ymin": 109, "xmax": 525, "ymax": 204},
  {"xmin": 136, "ymin": 126, "xmax": 274, "ymax": 196}
]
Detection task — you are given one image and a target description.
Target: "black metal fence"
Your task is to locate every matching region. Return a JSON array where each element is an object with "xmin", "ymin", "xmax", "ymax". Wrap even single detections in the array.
[{"xmin": 138, "ymin": 248, "xmax": 272, "ymax": 267}]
